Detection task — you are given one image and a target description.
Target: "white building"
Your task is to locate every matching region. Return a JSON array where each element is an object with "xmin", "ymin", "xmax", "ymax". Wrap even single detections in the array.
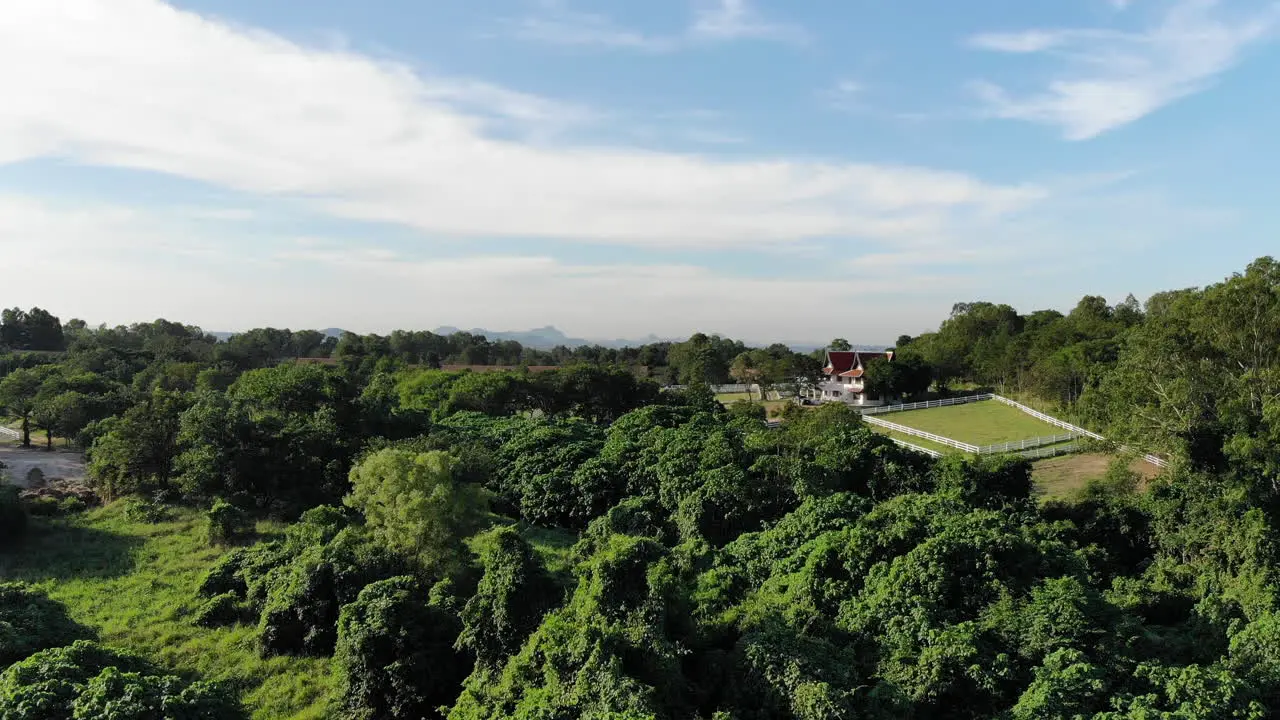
[{"xmin": 806, "ymin": 349, "xmax": 898, "ymax": 406}]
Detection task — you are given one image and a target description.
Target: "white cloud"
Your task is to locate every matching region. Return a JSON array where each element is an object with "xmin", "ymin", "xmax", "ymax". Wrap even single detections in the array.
[
  {"xmin": 0, "ymin": 194, "xmax": 964, "ymax": 342},
  {"xmin": 508, "ymin": 0, "xmax": 807, "ymax": 51},
  {"xmin": 506, "ymin": 2, "xmax": 676, "ymax": 52},
  {"xmin": 0, "ymin": 0, "xmax": 1042, "ymax": 249},
  {"xmin": 689, "ymin": 0, "xmax": 810, "ymax": 44},
  {"xmin": 969, "ymin": 0, "xmax": 1278, "ymax": 139}
]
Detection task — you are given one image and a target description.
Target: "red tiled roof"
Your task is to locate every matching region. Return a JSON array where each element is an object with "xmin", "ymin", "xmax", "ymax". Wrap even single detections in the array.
[
  {"xmin": 838, "ymin": 368, "xmax": 864, "ymax": 378},
  {"xmin": 824, "ymin": 351, "xmax": 857, "ymax": 374}
]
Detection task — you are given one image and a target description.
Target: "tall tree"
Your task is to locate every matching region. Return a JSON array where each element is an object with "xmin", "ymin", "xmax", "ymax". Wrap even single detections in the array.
[{"xmin": 0, "ymin": 366, "xmax": 54, "ymax": 447}]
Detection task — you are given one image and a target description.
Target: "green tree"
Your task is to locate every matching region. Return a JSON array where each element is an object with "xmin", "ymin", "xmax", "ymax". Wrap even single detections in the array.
[
  {"xmin": 345, "ymin": 449, "xmax": 486, "ymax": 572},
  {"xmin": 0, "ymin": 366, "xmax": 53, "ymax": 447},
  {"xmin": 335, "ymin": 576, "xmax": 470, "ymax": 720},
  {"xmin": 87, "ymin": 390, "xmax": 191, "ymax": 500},
  {"xmin": 457, "ymin": 527, "xmax": 559, "ymax": 672}
]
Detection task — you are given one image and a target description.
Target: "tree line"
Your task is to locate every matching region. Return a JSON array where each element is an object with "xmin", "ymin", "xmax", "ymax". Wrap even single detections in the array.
[{"xmin": 3, "ymin": 256, "xmax": 1280, "ymax": 717}]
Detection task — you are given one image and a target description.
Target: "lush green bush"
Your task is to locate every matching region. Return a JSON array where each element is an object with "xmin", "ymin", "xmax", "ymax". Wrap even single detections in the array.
[
  {"xmin": 23, "ymin": 495, "xmax": 61, "ymax": 517},
  {"xmin": 205, "ymin": 499, "xmax": 251, "ymax": 546},
  {"xmin": 255, "ymin": 528, "xmax": 410, "ymax": 657},
  {"xmin": 0, "ymin": 640, "xmax": 245, "ymax": 719},
  {"xmin": 334, "ymin": 576, "xmax": 471, "ymax": 719},
  {"xmin": 457, "ymin": 527, "xmax": 560, "ymax": 672},
  {"xmin": 193, "ymin": 592, "xmax": 251, "ymax": 628},
  {"xmin": 0, "ymin": 483, "xmax": 27, "ymax": 546},
  {"xmin": 121, "ymin": 496, "xmax": 173, "ymax": 523},
  {"xmin": 0, "ymin": 583, "xmax": 88, "ymax": 670}
]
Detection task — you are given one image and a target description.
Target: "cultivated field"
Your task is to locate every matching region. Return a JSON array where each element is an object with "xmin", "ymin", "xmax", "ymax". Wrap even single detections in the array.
[{"xmin": 881, "ymin": 400, "xmax": 1066, "ymax": 445}]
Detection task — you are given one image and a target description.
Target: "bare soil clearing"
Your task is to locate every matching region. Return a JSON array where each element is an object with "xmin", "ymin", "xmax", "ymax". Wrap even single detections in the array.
[
  {"xmin": 1032, "ymin": 452, "xmax": 1163, "ymax": 500},
  {"xmin": 0, "ymin": 446, "xmax": 86, "ymax": 488}
]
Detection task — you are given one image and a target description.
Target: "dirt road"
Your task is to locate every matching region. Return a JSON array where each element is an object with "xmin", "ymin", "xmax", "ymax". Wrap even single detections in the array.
[{"xmin": 0, "ymin": 446, "xmax": 86, "ymax": 488}]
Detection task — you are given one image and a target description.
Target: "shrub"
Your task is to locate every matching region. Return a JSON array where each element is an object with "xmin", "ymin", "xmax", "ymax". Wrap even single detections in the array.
[
  {"xmin": 193, "ymin": 592, "xmax": 251, "ymax": 628},
  {"xmin": 458, "ymin": 527, "xmax": 560, "ymax": 672},
  {"xmin": 206, "ymin": 499, "xmax": 251, "ymax": 546},
  {"xmin": 23, "ymin": 495, "xmax": 61, "ymax": 517},
  {"xmin": 122, "ymin": 496, "xmax": 172, "ymax": 523},
  {"xmin": 58, "ymin": 496, "xmax": 87, "ymax": 514},
  {"xmin": 0, "ymin": 582, "xmax": 89, "ymax": 669},
  {"xmin": 256, "ymin": 529, "xmax": 410, "ymax": 657},
  {"xmin": 0, "ymin": 640, "xmax": 245, "ymax": 719},
  {"xmin": 334, "ymin": 576, "xmax": 470, "ymax": 720},
  {"xmin": 197, "ymin": 548, "xmax": 252, "ymax": 599},
  {"xmin": 0, "ymin": 484, "xmax": 27, "ymax": 546}
]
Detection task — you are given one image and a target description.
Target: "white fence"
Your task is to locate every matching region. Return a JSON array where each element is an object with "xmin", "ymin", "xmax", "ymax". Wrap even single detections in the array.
[
  {"xmin": 890, "ymin": 438, "xmax": 942, "ymax": 458},
  {"xmin": 0, "ymin": 427, "xmax": 18, "ymax": 440},
  {"xmin": 991, "ymin": 395, "xmax": 1105, "ymax": 440},
  {"xmin": 991, "ymin": 395, "xmax": 1169, "ymax": 468},
  {"xmin": 1017, "ymin": 443, "xmax": 1080, "ymax": 460},
  {"xmin": 859, "ymin": 394, "xmax": 994, "ymax": 415},
  {"xmin": 862, "ymin": 415, "xmax": 980, "ymax": 453},
  {"xmin": 976, "ymin": 433, "xmax": 1079, "ymax": 455}
]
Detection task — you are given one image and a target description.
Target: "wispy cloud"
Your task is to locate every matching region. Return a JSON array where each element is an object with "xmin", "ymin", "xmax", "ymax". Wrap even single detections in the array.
[
  {"xmin": 0, "ymin": 0, "xmax": 1041, "ymax": 250},
  {"xmin": 506, "ymin": 2, "xmax": 675, "ymax": 52},
  {"xmin": 507, "ymin": 0, "xmax": 807, "ymax": 52},
  {"xmin": 968, "ymin": 0, "xmax": 1278, "ymax": 140},
  {"xmin": 689, "ymin": 0, "xmax": 810, "ymax": 45},
  {"xmin": 821, "ymin": 78, "xmax": 866, "ymax": 111},
  {"xmin": 0, "ymin": 193, "xmax": 968, "ymax": 342}
]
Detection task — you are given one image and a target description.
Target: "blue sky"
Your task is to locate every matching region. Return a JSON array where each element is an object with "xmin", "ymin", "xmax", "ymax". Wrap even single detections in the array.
[{"xmin": 2, "ymin": 0, "xmax": 1278, "ymax": 344}]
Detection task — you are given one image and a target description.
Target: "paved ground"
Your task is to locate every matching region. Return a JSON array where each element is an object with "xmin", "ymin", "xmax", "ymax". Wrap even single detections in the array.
[{"xmin": 0, "ymin": 446, "xmax": 86, "ymax": 488}]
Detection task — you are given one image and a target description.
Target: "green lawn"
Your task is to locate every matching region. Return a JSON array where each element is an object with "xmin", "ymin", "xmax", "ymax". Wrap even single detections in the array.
[
  {"xmin": 0, "ymin": 504, "xmax": 335, "ymax": 720},
  {"xmin": 716, "ymin": 393, "xmax": 791, "ymax": 418},
  {"xmin": 871, "ymin": 427, "xmax": 963, "ymax": 456},
  {"xmin": 882, "ymin": 400, "xmax": 1066, "ymax": 446}
]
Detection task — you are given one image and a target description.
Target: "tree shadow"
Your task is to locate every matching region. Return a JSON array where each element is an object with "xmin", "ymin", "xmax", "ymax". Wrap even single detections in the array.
[{"xmin": 0, "ymin": 520, "xmax": 144, "ymax": 581}]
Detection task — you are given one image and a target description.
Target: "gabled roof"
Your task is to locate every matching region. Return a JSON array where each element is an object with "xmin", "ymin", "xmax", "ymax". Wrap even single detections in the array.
[
  {"xmin": 822, "ymin": 350, "xmax": 857, "ymax": 375},
  {"xmin": 822, "ymin": 349, "xmax": 893, "ymax": 377}
]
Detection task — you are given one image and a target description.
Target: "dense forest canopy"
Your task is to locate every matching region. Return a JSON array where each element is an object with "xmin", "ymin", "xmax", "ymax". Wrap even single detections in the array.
[{"xmin": 2, "ymin": 257, "xmax": 1280, "ymax": 718}]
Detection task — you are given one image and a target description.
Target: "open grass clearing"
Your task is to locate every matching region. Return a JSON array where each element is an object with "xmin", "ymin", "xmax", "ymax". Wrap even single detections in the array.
[
  {"xmin": 882, "ymin": 400, "xmax": 1067, "ymax": 446},
  {"xmin": 1032, "ymin": 453, "xmax": 1165, "ymax": 501},
  {"xmin": 870, "ymin": 427, "xmax": 961, "ymax": 456},
  {"xmin": 716, "ymin": 393, "xmax": 791, "ymax": 419},
  {"xmin": 0, "ymin": 503, "xmax": 334, "ymax": 719}
]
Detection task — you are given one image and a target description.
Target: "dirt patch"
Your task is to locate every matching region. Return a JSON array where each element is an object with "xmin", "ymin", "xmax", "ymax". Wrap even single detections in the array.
[
  {"xmin": 0, "ymin": 446, "xmax": 86, "ymax": 488},
  {"xmin": 1032, "ymin": 453, "xmax": 1164, "ymax": 500}
]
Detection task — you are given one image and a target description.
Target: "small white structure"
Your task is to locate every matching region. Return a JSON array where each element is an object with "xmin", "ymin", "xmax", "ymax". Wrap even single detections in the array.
[{"xmin": 804, "ymin": 349, "xmax": 899, "ymax": 407}]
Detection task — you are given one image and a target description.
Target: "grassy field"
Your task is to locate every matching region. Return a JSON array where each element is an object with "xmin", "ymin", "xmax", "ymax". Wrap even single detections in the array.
[
  {"xmin": 1031, "ymin": 453, "xmax": 1165, "ymax": 501},
  {"xmin": 883, "ymin": 400, "xmax": 1065, "ymax": 446},
  {"xmin": 871, "ymin": 427, "xmax": 960, "ymax": 456},
  {"xmin": 0, "ymin": 504, "xmax": 335, "ymax": 720},
  {"xmin": 716, "ymin": 393, "xmax": 790, "ymax": 418}
]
